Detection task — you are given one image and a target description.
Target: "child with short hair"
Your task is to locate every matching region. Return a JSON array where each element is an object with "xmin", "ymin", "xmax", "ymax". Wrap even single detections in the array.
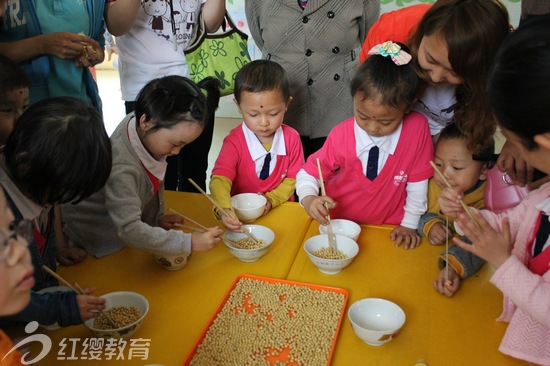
[
  {"xmin": 62, "ymin": 76, "xmax": 224, "ymax": 257},
  {"xmin": 297, "ymin": 42, "xmax": 433, "ymax": 249},
  {"xmin": 0, "ymin": 54, "xmax": 29, "ymax": 144},
  {"xmin": 439, "ymin": 15, "xmax": 550, "ymax": 364},
  {"xmin": 209, "ymin": 60, "xmax": 304, "ymax": 231},
  {"xmin": 0, "ymin": 188, "xmax": 33, "ymax": 365},
  {"xmin": 0, "ymin": 97, "xmax": 111, "ymax": 328}
]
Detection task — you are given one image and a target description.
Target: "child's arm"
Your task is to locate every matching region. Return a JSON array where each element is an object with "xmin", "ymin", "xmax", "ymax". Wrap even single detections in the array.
[
  {"xmin": 417, "ymin": 213, "xmax": 451, "ymax": 245},
  {"xmin": 55, "ymin": 205, "xmax": 87, "ymax": 266},
  {"xmin": 190, "ymin": 227, "xmax": 224, "ymax": 252},
  {"xmin": 390, "ymin": 180, "xmax": 428, "ymax": 249},
  {"xmin": 209, "ymin": 175, "xmax": 242, "ymax": 231},
  {"xmin": 264, "ymin": 177, "xmax": 296, "ymax": 210}
]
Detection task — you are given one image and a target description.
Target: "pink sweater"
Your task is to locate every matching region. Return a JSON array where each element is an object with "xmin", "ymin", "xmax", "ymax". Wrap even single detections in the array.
[
  {"xmin": 303, "ymin": 113, "xmax": 433, "ymax": 225},
  {"xmin": 211, "ymin": 124, "xmax": 304, "ymax": 195},
  {"xmin": 479, "ymin": 183, "xmax": 550, "ymax": 365}
]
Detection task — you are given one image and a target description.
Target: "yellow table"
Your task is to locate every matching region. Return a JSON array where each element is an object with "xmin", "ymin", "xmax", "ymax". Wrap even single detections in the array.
[
  {"xmin": 286, "ymin": 221, "xmax": 529, "ymax": 366},
  {"xmin": 35, "ymin": 191, "xmax": 311, "ymax": 365}
]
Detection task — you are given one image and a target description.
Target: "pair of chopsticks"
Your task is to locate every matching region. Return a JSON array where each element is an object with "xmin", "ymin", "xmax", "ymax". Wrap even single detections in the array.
[
  {"xmin": 429, "ymin": 161, "xmax": 483, "ymax": 231},
  {"xmin": 168, "ymin": 208, "xmax": 207, "ymax": 233},
  {"xmin": 316, "ymin": 159, "xmax": 337, "ymax": 253},
  {"xmin": 186, "ymin": 178, "xmax": 261, "ymax": 245},
  {"xmin": 41, "ymin": 265, "xmax": 119, "ymax": 328}
]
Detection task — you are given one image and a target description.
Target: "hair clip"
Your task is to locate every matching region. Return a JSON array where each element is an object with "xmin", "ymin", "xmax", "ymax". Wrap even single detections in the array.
[{"xmin": 368, "ymin": 41, "xmax": 412, "ymax": 66}]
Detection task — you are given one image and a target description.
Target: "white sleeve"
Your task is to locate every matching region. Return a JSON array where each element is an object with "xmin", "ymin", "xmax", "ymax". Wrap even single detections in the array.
[
  {"xmin": 401, "ymin": 179, "xmax": 429, "ymax": 229},
  {"xmin": 296, "ymin": 169, "xmax": 320, "ymax": 205}
]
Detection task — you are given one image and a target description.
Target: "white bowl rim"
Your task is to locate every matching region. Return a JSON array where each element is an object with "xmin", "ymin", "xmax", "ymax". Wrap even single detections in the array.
[
  {"xmin": 230, "ymin": 193, "xmax": 267, "ymax": 210},
  {"xmin": 319, "ymin": 219, "xmax": 361, "ymax": 235},
  {"xmin": 85, "ymin": 291, "xmax": 149, "ymax": 332},
  {"xmin": 304, "ymin": 234, "xmax": 359, "ymax": 261},
  {"xmin": 222, "ymin": 225, "xmax": 275, "ymax": 252},
  {"xmin": 348, "ymin": 298, "xmax": 406, "ymax": 332}
]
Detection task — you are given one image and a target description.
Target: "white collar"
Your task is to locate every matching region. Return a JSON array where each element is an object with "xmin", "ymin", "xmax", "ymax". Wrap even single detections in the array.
[
  {"xmin": 354, "ymin": 118, "xmax": 402, "ymax": 155},
  {"xmin": 535, "ymin": 198, "xmax": 550, "ymax": 217},
  {"xmin": 0, "ymin": 167, "xmax": 43, "ymax": 220},
  {"xmin": 127, "ymin": 115, "xmax": 167, "ymax": 181},
  {"xmin": 242, "ymin": 123, "xmax": 286, "ymax": 160}
]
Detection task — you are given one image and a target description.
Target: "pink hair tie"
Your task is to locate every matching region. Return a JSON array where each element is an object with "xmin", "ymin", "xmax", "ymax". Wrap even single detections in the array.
[{"xmin": 368, "ymin": 41, "xmax": 412, "ymax": 66}]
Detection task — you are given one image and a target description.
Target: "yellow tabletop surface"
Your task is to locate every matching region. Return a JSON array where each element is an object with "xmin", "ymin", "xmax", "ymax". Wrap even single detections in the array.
[
  {"xmin": 286, "ymin": 221, "xmax": 529, "ymax": 366},
  {"xmin": 33, "ymin": 191, "xmax": 311, "ymax": 365}
]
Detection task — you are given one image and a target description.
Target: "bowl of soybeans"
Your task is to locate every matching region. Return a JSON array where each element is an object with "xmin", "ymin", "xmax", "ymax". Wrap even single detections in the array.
[
  {"xmin": 222, "ymin": 224, "xmax": 275, "ymax": 262},
  {"xmin": 304, "ymin": 234, "xmax": 359, "ymax": 274},
  {"xmin": 84, "ymin": 291, "xmax": 149, "ymax": 339}
]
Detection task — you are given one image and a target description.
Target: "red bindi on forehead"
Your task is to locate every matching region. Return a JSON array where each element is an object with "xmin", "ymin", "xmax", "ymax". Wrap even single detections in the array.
[{"xmin": 260, "ymin": 105, "xmax": 263, "ymax": 109}]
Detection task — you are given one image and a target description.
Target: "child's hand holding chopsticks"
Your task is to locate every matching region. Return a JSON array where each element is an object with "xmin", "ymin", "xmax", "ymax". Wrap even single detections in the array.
[
  {"xmin": 76, "ymin": 286, "xmax": 107, "ymax": 321},
  {"xmin": 301, "ymin": 195, "xmax": 337, "ymax": 225}
]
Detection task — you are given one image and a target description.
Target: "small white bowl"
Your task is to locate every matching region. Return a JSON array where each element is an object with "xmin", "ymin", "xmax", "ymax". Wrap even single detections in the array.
[
  {"xmin": 319, "ymin": 219, "xmax": 361, "ymax": 241},
  {"xmin": 153, "ymin": 252, "xmax": 191, "ymax": 271},
  {"xmin": 303, "ymin": 234, "xmax": 359, "ymax": 275},
  {"xmin": 231, "ymin": 193, "xmax": 267, "ymax": 222},
  {"xmin": 84, "ymin": 291, "xmax": 149, "ymax": 339},
  {"xmin": 223, "ymin": 224, "xmax": 275, "ymax": 262},
  {"xmin": 348, "ymin": 298, "xmax": 406, "ymax": 346}
]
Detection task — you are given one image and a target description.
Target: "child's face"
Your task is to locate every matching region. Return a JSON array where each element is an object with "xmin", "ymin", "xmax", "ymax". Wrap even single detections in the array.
[
  {"xmin": 353, "ymin": 92, "xmax": 406, "ymax": 138},
  {"xmin": 0, "ymin": 190, "xmax": 34, "ymax": 316},
  {"xmin": 0, "ymin": 87, "xmax": 30, "ymax": 144},
  {"xmin": 417, "ymin": 32, "xmax": 463, "ymax": 85},
  {"xmin": 433, "ymin": 137, "xmax": 487, "ymax": 193},
  {"xmin": 235, "ymin": 90, "xmax": 291, "ymax": 144},
  {"xmin": 139, "ymin": 117, "xmax": 204, "ymax": 160}
]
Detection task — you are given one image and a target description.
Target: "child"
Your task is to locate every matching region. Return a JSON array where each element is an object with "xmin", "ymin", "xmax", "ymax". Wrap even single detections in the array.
[
  {"xmin": 0, "ymin": 97, "xmax": 110, "ymax": 328},
  {"xmin": 419, "ymin": 123, "xmax": 494, "ymax": 245},
  {"xmin": 439, "ymin": 15, "xmax": 550, "ymax": 364},
  {"xmin": 296, "ymin": 42, "xmax": 433, "ymax": 250},
  {"xmin": 209, "ymin": 60, "xmax": 304, "ymax": 231},
  {"xmin": 0, "ymin": 189, "xmax": 33, "ymax": 365},
  {"xmin": 0, "ymin": 54, "xmax": 29, "ymax": 144},
  {"xmin": 61, "ymin": 76, "xmax": 224, "ymax": 258}
]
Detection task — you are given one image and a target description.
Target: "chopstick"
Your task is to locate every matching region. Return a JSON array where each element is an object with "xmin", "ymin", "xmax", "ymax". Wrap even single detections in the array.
[
  {"xmin": 41, "ymin": 265, "xmax": 119, "ymax": 329},
  {"xmin": 187, "ymin": 178, "xmax": 261, "ymax": 245},
  {"xmin": 316, "ymin": 158, "xmax": 337, "ymax": 253},
  {"xmin": 429, "ymin": 161, "xmax": 483, "ymax": 231},
  {"xmin": 173, "ymin": 223, "xmax": 205, "ymax": 233},
  {"xmin": 168, "ymin": 208, "xmax": 208, "ymax": 231}
]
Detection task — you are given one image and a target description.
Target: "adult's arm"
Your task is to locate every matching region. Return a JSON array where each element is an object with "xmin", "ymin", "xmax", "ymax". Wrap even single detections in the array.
[
  {"xmin": 104, "ymin": 0, "xmax": 142, "ymax": 36},
  {"xmin": 202, "ymin": 0, "xmax": 226, "ymax": 33}
]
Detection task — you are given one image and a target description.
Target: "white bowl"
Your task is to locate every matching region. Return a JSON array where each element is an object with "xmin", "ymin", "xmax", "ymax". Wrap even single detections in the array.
[
  {"xmin": 319, "ymin": 219, "xmax": 361, "ymax": 241},
  {"xmin": 348, "ymin": 298, "xmax": 406, "ymax": 346},
  {"xmin": 231, "ymin": 193, "xmax": 267, "ymax": 222},
  {"xmin": 153, "ymin": 252, "xmax": 191, "ymax": 271},
  {"xmin": 303, "ymin": 234, "xmax": 359, "ymax": 275},
  {"xmin": 223, "ymin": 224, "xmax": 275, "ymax": 262},
  {"xmin": 84, "ymin": 291, "xmax": 149, "ymax": 339}
]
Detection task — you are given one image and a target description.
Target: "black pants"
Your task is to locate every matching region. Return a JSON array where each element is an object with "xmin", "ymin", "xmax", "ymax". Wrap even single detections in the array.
[{"xmin": 125, "ymin": 101, "xmax": 215, "ymax": 192}]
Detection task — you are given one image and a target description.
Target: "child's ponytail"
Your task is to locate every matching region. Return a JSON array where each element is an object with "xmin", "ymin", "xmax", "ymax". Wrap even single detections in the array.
[{"xmin": 197, "ymin": 76, "xmax": 221, "ymax": 121}]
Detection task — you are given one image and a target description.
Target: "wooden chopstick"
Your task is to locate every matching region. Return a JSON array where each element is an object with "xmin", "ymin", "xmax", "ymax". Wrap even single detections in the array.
[
  {"xmin": 187, "ymin": 178, "xmax": 260, "ymax": 244},
  {"xmin": 42, "ymin": 265, "xmax": 119, "ymax": 328},
  {"xmin": 429, "ymin": 161, "xmax": 483, "ymax": 231},
  {"xmin": 173, "ymin": 223, "xmax": 205, "ymax": 233},
  {"xmin": 168, "ymin": 208, "xmax": 208, "ymax": 231},
  {"xmin": 316, "ymin": 158, "xmax": 337, "ymax": 253}
]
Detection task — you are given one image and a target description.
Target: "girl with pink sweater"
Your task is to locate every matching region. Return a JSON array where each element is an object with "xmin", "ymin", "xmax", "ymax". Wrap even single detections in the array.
[
  {"xmin": 439, "ymin": 16, "xmax": 550, "ymax": 364},
  {"xmin": 296, "ymin": 42, "xmax": 433, "ymax": 249}
]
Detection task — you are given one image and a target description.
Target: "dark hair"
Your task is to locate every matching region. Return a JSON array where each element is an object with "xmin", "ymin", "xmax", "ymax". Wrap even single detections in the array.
[
  {"xmin": 351, "ymin": 43, "xmax": 421, "ymax": 110},
  {"xmin": 437, "ymin": 123, "xmax": 494, "ymax": 158},
  {"xmin": 134, "ymin": 75, "xmax": 220, "ymax": 134},
  {"xmin": 409, "ymin": 0, "xmax": 510, "ymax": 152},
  {"xmin": 488, "ymin": 15, "xmax": 550, "ymax": 151},
  {"xmin": 0, "ymin": 54, "xmax": 30, "ymax": 102},
  {"xmin": 233, "ymin": 60, "xmax": 290, "ymax": 104},
  {"xmin": 4, "ymin": 97, "xmax": 112, "ymax": 205}
]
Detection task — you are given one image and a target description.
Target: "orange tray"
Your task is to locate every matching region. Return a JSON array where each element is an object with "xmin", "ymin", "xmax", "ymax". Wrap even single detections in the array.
[{"xmin": 183, "ymin": 274, "xmax": 348, "ymax": 365}]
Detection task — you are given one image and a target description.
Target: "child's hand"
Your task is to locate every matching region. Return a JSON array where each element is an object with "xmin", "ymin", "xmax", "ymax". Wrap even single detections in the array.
[
  {"xmin": 427, "ymin": 222, "xmax": 452, "ymax": 245},
  {"xmin": 76, "ymin": 287, "xmax": 107, "ymax": 321},
  {"xmin": 453, "ymin": 211, "xmax": 512, "ymax": 269},
  {"xmin": 390, "ymin": 226, "xmax": 421, "ymax": 249},
  {"xmin": 220, "ymin": 209, "xmax": 242, "ymax": 231},
  {"xmin": 438, "ymin": 187, "xmax": 465, "ymax": 219},
  {"xmin": 260, "ymin": 194, "xmax": 272, "ymax": 216},
  {"xmin": 301, "ymin": 195, "xmax": 337, "ymax": 225},
  {"xmin": 191, "ymin": 226, "xmax": 224, "ymax": 252},
  {"xmin": 433, "ymin": 266, "xmax": 460, "ymax": 297},
  {"xmin": 158, "ymin": 214, "xmax": 183, "ymax": 230}
]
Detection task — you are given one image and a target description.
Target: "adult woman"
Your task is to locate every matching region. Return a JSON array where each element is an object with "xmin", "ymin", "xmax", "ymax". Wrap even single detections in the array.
[{"xmin": 245, "ymin": 0, "xmax": 380, "ymax": 159}]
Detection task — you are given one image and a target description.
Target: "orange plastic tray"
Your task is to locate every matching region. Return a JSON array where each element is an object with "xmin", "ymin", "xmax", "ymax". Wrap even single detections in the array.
[{"xmin": 183, "ymin": 274, "xmax": 348, "ymax": 365}]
